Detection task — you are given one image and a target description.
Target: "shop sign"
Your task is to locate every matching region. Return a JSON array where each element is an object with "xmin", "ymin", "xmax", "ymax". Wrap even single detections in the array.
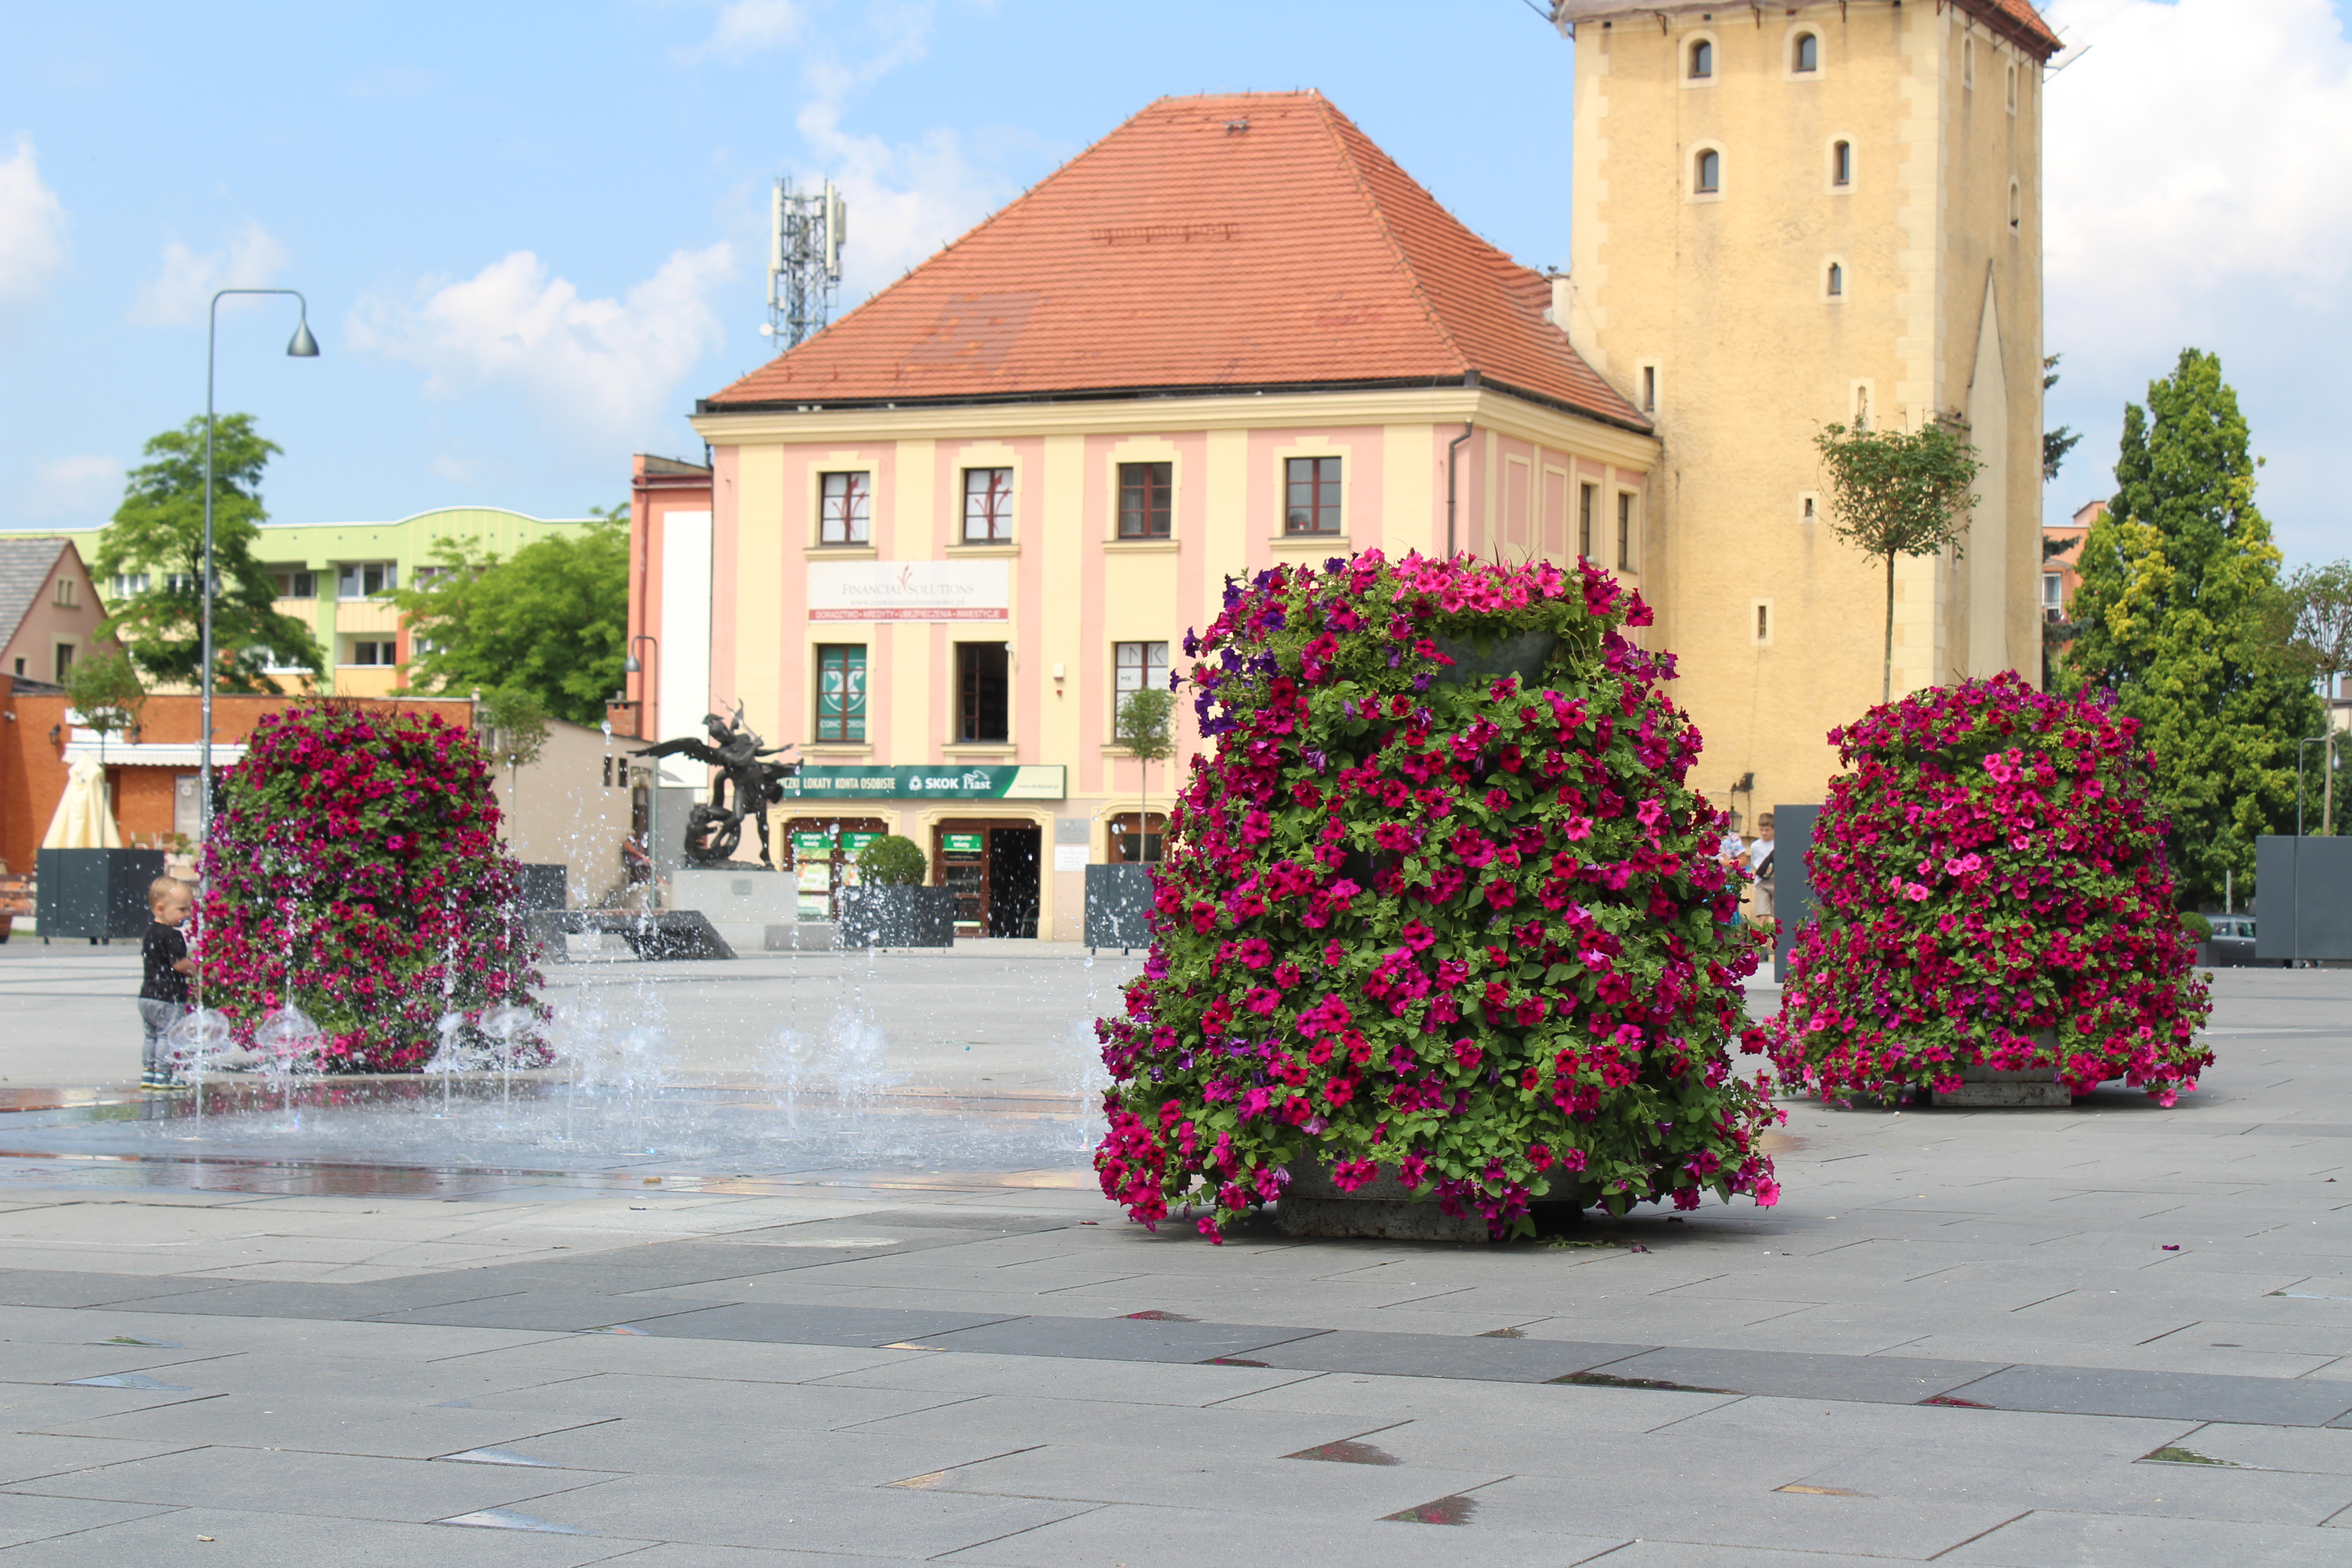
[
  {"xmin": 779, "ymin": 764, "xmax": 1064, "ymax": 801},
  {"xmin": 809, "ymin": 560, "xmax": 1009, "ymax": 622},
  {"xmin": 941, "ymin": 833, "xmax": 985, "ymax": 858},
  {"xmin": 790, "ymin": 832, "xmax": 835, "ymax": 856},
  {"xmin": 842, "ymin": 833, "xmax": 880, "ymax": 853}
]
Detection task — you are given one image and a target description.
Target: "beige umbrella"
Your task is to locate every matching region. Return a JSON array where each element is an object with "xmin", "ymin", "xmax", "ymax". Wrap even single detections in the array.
[{"xmin": 42, "ymin": 755, "xmax": 123, "ymax": 849}]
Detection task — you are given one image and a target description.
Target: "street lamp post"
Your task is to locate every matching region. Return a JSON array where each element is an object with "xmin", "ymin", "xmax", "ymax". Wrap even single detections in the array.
[
  {"xmin": 198, "ymin": 289, "xmax": 318, "ymax": 849},
  {"xmin": 622, "ymin": 635, "xmax": 660, "ymax": 907}
]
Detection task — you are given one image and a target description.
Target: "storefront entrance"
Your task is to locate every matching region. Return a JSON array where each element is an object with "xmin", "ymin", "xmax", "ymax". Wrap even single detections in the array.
[
  {"xmin": 933, "ymin": 819, "xmax": 1042, "ymax": 938},
  {"xmin": 784, "ymin": 816, "xmax": 890, "ymax": 921}
]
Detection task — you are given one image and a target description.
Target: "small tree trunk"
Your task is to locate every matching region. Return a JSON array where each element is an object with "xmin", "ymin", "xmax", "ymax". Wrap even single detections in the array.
[{"xmin": 1882, "ymin": 551, "xmax": 1897, "ymax": 705}]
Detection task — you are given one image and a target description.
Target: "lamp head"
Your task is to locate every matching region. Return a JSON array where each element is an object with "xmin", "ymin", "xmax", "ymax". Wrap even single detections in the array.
[
  {"xmin": 622, "ymin": 654, "xmax": 642, "ymax": 674},
  {"xmin": 286, "ymin": 319, "xmax": 320, "ymax": 358}
]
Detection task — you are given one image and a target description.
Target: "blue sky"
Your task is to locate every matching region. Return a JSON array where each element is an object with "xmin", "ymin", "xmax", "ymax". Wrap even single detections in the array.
[{"xmin": 3, "ymin": 0, "xmax": 2346, "ymax": 567}]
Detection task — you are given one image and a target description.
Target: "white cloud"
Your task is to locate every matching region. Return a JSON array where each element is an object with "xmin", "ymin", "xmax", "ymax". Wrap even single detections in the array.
[
  {"xmin": 689, "ymin": 0, "xmax": 804, "ymax": 59},
  {"xmin": 348, "ymin": 245, "xmax": 737, "ymax": 440},
  {"xmin": 129, "ymin": 222, "xmax": 290, "ymax": 326},
  {"xmin": 797, "ymin": 100, "xmax": 1014, "ymax": 297},
  {"xmin": 2044, "ymin": 0, "xmax": 2352, "ymax": 338},
  {"xmin": 29, "ymin": 455, "xmax": 123, "ymax": 519},
  {"xmin": 0, "ymin": 137, "xmax": 69, "ymax": 307}
]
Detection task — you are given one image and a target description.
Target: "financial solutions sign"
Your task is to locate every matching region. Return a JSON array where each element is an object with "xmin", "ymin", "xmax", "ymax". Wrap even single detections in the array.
[
  {"xmin": 779, "ymin": 764, "xmax": 1065, "ymax": 801},
  {"xmin": 808, "ymin": 561, "xmax": 1009, "ymax": 622}
]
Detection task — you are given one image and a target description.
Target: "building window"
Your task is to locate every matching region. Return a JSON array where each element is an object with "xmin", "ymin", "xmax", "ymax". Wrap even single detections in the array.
[
  {"xmin": 270, "ymin": 569, "xmax": 317, "ymax": 599},
  {"xmin": 1114, "ymin": 640, "xmax": 1169, "ymax": 723},
  {"xmin": 1833, "ymin": 140, "xmax": 1852, "ymax": 187},
  {"xmin": 1793, "ymin": 32, "xmax": 1818, "ymax": 73},
  {"xmin": 109, "ymin": 572, "xmax": 149, "ymax": 599},
  {"xmin": 2043, "ymin": 573, "xmax": 2063, "ymax": 618},
  {"xmin": 53, "ymin": 643, "xmax": 74, "ymax": 682},
  {"xmin": 1617, "ymin": 492, "xmax": 1637, "ymax": 573},
  {"xmin": 338, "ymin": 562, "xmax": 397, "ymax": 598},
  {"xmin": 1109, "ymin": 811, "xmax": 1168, "ymax": 865},
  {"xmin": 53, "ymin": 577, "xmax": 76, "ymax": 608},
  {"xmin": 1641, "ymin": 365, "xmax": 1659, "ymax": 412},
  {"xmin": 956, "ymin": 642, "xmax": 1009, "ymax": 742},
  {"xmin": 820, "ymin": 471, "xmax": 871, "ymax": 545},
  {"xmin": 1284, "ymin": 456, "xmax": 1343, "ymax": 535},
  {"xmin": 2006, "ymin": 62, "xmax": 2018, "ymax": 113},
  {"xmin": 2009, "ymin": 180, "xmax": 2022, "ymax": 232},
  {"xmin": 815, "ymin": 644, "xmax": 867, "ymax": 742},
  {"xmin": 1694, "ymin": 148, "xmax": 1720, "ymax": 195},
  {"xmin": 1755, "ymin": 603, "xmax": 1772, "ymax": 643},
  {"xmin": 1827, "ymin": 263, "xmax": 1845, "ymax": 297},
  {"xmin": 1964, "ymin": 36, "xmax": 1975, "ymax": 89},
  {"xmin": 962, "ymin": 467, "xmax": 1014, "ymax": 543},
  {"xmin": 1117, "ymin": 461, "xmax": 1172, "ymax": 539},
  {"xmin": 1802, "ymin": 493, "xmax": 1818, "ymax": 524},
  {"xmin": 345, "ymin": 639, "xmax": 398, "ymax": 667},
  {"xmin": 1578, "ymin": 483, "xmax": 1597, "ymax": 560},
  {"xmin": 1689, "ymin": 39, "xmax": 1713, "ymax": 79}
]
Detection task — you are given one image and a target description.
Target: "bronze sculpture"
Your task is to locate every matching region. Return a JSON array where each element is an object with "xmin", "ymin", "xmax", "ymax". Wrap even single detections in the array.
[{"xmin": 632, "ymin": 703, "xmax": 799, "ymax": 868}]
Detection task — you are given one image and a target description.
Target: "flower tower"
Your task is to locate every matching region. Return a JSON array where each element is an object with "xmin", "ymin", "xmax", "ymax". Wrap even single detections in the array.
[
  {"xmin": 1093, "ymin": 552, "xmax": 1782, "ymax": 1241},
  {"xmin": 194, "ymin": 703, "xmax": 540, "ymax": 1071},
  {"xmin": 1767, "ymin": 674, "xmax": 2212, "ymax": 1106}
]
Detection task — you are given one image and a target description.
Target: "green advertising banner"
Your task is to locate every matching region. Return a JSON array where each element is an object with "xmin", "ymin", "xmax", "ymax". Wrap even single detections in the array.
[
  {"xmin": 940, "ymin": 833, "xmax": 985, "ymax": 858},
  {"xmin": 778, "ymin": 764, "xmax": 1065, "ymax": 801},
  {"xmin": 790, "ymin": 832, "xmax": 834, "ymax": 856}
]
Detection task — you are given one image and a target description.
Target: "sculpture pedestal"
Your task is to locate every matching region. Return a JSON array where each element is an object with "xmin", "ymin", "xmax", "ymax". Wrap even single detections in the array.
[
  {"xmin": 1274, "ymin": 1162, "xmax": 1597, "ymax": 1243},
  {"xmin": 670, "ymin": 867, "xmax": 803, "ymax": 954}
]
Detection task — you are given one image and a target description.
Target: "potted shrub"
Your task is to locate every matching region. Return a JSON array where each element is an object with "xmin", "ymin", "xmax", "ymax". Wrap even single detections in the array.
[
  {"xmin": 840, "ymin": 833, "xmax": 953, "ymax": 948},
  {"xmin": 1093, "ymin": 550, "xmax": 1782, "ymax": 1242},
  {"xmin": 1765, "ymin": 674, "xmax": 2212, "ymax": 1107}
]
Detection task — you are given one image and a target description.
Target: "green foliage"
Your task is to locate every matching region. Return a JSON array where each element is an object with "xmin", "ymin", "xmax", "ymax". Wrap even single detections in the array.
[
  {"xmin": 62, "ymin": 652, "xmax": 146, "ymax": 741},
  {"xmin": 394, "ymin": 516, "xmax": 628, "ymax": 725},
  {"xmin": 475, "ymin": 687, "xmax": 550, "ymax": 770},
  {"xmin": 2179, "ymin": 910, "xmax": 2213, "ymax": 941},
  {"xmin": 856, "ymin": 834, "xmax": 927, "ymax": 887},
  {"xmin": 2043, "ymin": 353, "xmax": 2083, "ymax": 483},
  {"xmin": 1814, "ymin": 419, "xmax": 1984, "ymax": 701},
  {"xmin": 92, "ymin": 415, "xmax": 325, "ymax": 691},
  {"xmin": 2063, "ymin": 349, "xmax": 2326, "ymax": 904},
  {"xmin": 1113, "ymin": 686, "xmax": 1176, "ymax": 762},
  {"xmin": 2283, "ymin": 560, "xmax": 2352, "ymax": 694}
]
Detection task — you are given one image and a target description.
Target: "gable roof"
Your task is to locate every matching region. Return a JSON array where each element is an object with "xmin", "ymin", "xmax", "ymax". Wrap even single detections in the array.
[
  {"xmin": 0, "ymin": 537, "xmax": 71, "ymax": 649},
  {"xmin": 703, "ymin": 93, "xmax": 1646, "ymax": 432}
]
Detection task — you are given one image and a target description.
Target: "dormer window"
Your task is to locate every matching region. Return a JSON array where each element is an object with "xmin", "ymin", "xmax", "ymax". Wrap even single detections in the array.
[
  {"xmin": 1793, "ymin": 32, "xmax": 1818, "ymax": 73},
  {"xmin": 1690, "ymin": 39, "xmax": 1713, "ymax": 79}
]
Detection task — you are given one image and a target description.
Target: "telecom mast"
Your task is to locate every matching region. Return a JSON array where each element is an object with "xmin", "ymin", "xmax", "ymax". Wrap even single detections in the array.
[{"xmin": 764, "ymin": 178, "xmax": 847, "ymax": 349}]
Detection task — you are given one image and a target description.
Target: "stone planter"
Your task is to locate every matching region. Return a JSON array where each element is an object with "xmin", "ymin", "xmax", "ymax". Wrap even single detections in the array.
[
  {"xmin": 1927, "ymin": 1030, "xmax": 2071, "ymax": 1107},
  {"xmin": 1275, "ymin": 1161, "xmax": 1600, "ymax": 1242},
  {"xmin": 1429, "ymin": 630, "xmax": 1557, "ymax": 689},
  {"xmin": 838, "ymin": 886, "xmax": 955, "ymax": 948}
]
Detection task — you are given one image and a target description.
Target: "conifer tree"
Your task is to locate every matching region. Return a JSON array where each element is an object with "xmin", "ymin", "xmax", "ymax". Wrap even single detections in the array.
[{"xmin": 2064, "ymin": 349, "xmax": 2323, "ymax": 906}]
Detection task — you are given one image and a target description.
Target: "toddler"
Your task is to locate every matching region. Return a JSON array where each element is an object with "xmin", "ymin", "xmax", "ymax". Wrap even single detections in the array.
[{"xmin": 138, "ymin": 877, "xmax": 196, "ymax": 1091}]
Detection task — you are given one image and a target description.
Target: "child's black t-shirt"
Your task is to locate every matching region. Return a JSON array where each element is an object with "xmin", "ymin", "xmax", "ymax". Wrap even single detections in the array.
[{"xmin": 141, "ymin": 922, "xmax": 190, "ymax": 1005}]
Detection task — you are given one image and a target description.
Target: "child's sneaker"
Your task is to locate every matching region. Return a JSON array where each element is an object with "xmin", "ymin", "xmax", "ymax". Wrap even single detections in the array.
[{"xmin": 139, "ymin": 1071, "xmax": 164, "ymax": 1091}]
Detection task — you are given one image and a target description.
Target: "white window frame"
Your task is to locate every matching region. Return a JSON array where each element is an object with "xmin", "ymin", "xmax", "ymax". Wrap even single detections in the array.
[
  {"xmin": 961, "ymin": 467, "xmax": 1014, "ymax": 544},
  {"xmin": 337, "ymin": 561, "xmax": 397, "ymax": 599},
  {"xmin": 820, "ymin": 470, "xmax": 872, "ymax": 546}
]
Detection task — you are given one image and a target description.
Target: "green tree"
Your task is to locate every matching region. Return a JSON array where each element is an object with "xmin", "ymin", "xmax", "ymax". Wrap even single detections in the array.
[
  {"xmin": 1113, "ymin": 685, "xmax": 1176, "ymax": 858},
  {"xmin": 394, "ymin": 514, "xmax": 628, "ymax": 726},
  {"xmin": 1814, "ymin": 419, "xmax": 1984, "ymax": 703},
  {"xmin": 2063, "ymin": 348, "xmax": 2324, "ymax": 903},
  {"xmin": 2043, "ymin": 353, "xmax": 2084, "ymax": 483},
  {"xmin": 92, "ymin": 415, "xmax": 324, "ymax": 691},
  {"xmin": 61, "ymin": 651, "xmax": 146, "ymax": 758},
  {"xmin": 2281, "ymin": 560, "xmax": 2352, "ymax": 833}
]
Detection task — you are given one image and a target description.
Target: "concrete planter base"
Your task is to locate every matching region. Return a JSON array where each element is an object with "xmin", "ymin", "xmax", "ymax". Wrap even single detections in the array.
[
  {"xmin": 1929, "ymin": 1033, "xmax": 2071, "ymax": 1107},
  {"xmin": 1274, "ymin": 1161, "xmax": 1598, "ymax": 1242}
]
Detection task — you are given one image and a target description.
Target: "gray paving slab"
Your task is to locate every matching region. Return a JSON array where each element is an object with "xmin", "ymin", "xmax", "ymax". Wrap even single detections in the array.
[
  {"xmin": 2172, "ymin": 1422, "xmax": 2352, "ymax": 1473},
  {"xmin": 0, "ymin": 1433, "xmax": 195, "ymax": 1488},
  {"xmin": 1562, "ymin": 1547, "xmax": 1923, "ymax": 1568},
  {"xmin": 0, "ymin": 1493, "xmax": 171, "ymax": 1551},
  {"xmin": 427, "ymin": 1333, "xmax": 911, "ymax": 1386},
  {"xmin": 516, "ymin": 1473, "xmax": 1098, "ymax": 1557},
  {"xmin": 0, "ymin": 1383, "xmax": 221, "ymax": 1426},
  {"xmin": 625, "ymin": 1301, "xmax": 1023, "ymax": 1346},
  {"xmin": 1240, "ymin": 1329, "xmax": 1651, "ymax": 1382},
  {"xmin": 1793, "ymin": 1441, "xmax": 2352, "ymax": 1524},
  {"xmin": 1946, "ymin": 1363, "xmax": 2352, "ymax": 1426},
  {"xmin": 1943, "ymin": 1508, "xmax": 2352, "ymax": 1567},
  {"xmin": 1585, "ymin": 1345, "xmax": 2007, "ymax": 1402},
  {"xmin": 0, "ymin": 1271, "xmax": 222, "ymax": 1310},
  {"xmin": 808, "ymin": 1348, "xmax": 1324, "ymax": 1407},
  {"xmin": 0, "ymin": 1504, "xmax": 642, "ymax": 1567},
  {"xmin": 1457, "ymin": 1474, "xmax": 2026, "ymax": 1558},
  {"xmin": 838, "ymin": 1391, "xmax": 1387, "ymax": 1458},
  {"xmin": 0, "ymin": 1342, "xmax": 227, "ymax": 1384},
  {"xmin": 467, "ymin": 1371, "xmax": 980, "ymax": 1430},
  {"xmin": 113, "ymin": 1279, "xmax": 522, "ymax": 1321},
  {"xmin": 14, "ymin": 1444, "xmax": 612, "ymax": 1523},
  {"xmin": 475, "ymin": 1414, "xmax": 1065, "ymax": 1490},
  {"xmin": 893, "ymin": 1314, "xmax": 1329, "ymax": 1363},
  {"xmin": 36, "ymin": 1391, "xmax": 622, "ymax": 1461},
  {"xmin": 368, "ymin": 1292, "xmax": 736, "ymax": 1332},
  {"xmin": 936, "ymin": 1499, "xmax": 1624, "ymax": 1566},
  {"xmin": 600, "ymin": 1546, "xmax": 929, "ymax": 1568},
  {"xmin": 909, "ymin": 1441, "xmax": 1509, "ymax": 1519}
]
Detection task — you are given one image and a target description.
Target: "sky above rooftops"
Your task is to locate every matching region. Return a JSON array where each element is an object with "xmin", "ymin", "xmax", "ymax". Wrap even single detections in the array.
[{"xmin": 0, "ymin": 0, "xmax": 2345, "ymax": 566}]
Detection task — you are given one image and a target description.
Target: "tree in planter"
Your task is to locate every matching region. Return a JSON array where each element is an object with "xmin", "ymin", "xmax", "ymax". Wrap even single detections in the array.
[
  {"xmin": 1094, "ymin": 552, "xmax": 1780, "ymax": 1241},
  {"xmin": 1767, "ymin": 674, "xmax": 2211, "ymax": 1106},
  {"xmin": 92, "ymin": 415, "xmax": 324, "ymax": 691},
  {"xmin": 2063, "ymin": 349, "xmax": 2324, "ymax": 905},
  {"xmin": 62, "ymin": 652, "xmax": 146, "ymax": 764},
  {"xmin": 475, "ymin": 686, "xmax": 551, "ymax": 825},
  {"xmin": 1814, "ymin": 418, "xmax": 1984, "ymax": 703},
  {"xmin": 1112, "ymin": 685, "xmax": 1176, "ymax": 861},
  {"xmin": 2282, "ymin": 560, "xmax": 2352, "ymax": 833},
  {"xmin": 193, "ymin": 703, "xmax": 540, "ymax": 1070},
  {"xmin": 855, "ymin": 835, "xmax": 927, "ymax": 886}
]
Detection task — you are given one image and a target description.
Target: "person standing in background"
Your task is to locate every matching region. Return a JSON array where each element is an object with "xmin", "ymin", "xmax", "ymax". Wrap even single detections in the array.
[{"xmin": 1746, "ymin": 813, "xmax": 1777, "ymax": 923}]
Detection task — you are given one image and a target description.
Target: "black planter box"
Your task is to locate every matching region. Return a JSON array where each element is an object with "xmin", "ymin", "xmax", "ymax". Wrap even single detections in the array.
[
  {"xmin": 839, "ymin": 886, "xmax": 956, "ymax": 948},
  {"xmin": 36, "ymin": 848, "xmax": 166, "ymax": 940},
  {"xmin": 1084, "ymin": 862, "xmax": 1156, "ymax": 952},
  {"xmin": 516, "ymin": 863, "xmax": 568, "ymax": 911}
]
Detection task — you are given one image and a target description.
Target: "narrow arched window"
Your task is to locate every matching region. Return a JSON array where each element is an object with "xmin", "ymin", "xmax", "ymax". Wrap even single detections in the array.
[
  {"xmin": 1794, "ymin": 33, "xmax": 1818, "ymax": 73},
  {"xmin": 1826, "ymin": 263, "xmax": 1844, "ymax": 297},
  {"xmin": 2009, "ymin": 180, "xmax": 2022, "ymax": 231},
  {"xmin": 1690, "ymin": 39, "xmax": 1713, "ymax": 79},
  {"xmin": 1695, "ymin": 149, "xmax": 1720, "ymax": 194},
  {"xmin": 1833, "ymin": 140, "xmax": 1852, "ymax": 186}
]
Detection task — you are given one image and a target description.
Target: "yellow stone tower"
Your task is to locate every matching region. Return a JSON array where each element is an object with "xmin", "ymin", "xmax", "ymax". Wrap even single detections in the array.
[{"xmin": 1551, "ymin": 0, "xmax": 2061, "ymax": 815}]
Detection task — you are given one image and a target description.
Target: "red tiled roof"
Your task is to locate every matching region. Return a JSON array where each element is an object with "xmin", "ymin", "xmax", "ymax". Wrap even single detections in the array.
[
  {"xmin": 1977, "ymin": 0, "xmax": 2063, "ymax": 58},
  {"xmin": 703, "ymin": 93, "xmax": 1645, "ymax": 431}
]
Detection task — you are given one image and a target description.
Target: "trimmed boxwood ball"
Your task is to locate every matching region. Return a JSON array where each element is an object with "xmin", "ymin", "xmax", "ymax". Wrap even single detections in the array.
[
  {"xmin": 194, "ymin": 703, "xmax": 542, "ymax": 1070},
  {"xmin": 855, "ymin": 834, "xmax": 927, "ymax": 887},
  {"xmin": 1093, "ymin": 551, "xmax": 1784, "ymax": 1242},
  {"xmin": 1765, "ymin": 673, "xmax": 2213, "ymax": 1106}
]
